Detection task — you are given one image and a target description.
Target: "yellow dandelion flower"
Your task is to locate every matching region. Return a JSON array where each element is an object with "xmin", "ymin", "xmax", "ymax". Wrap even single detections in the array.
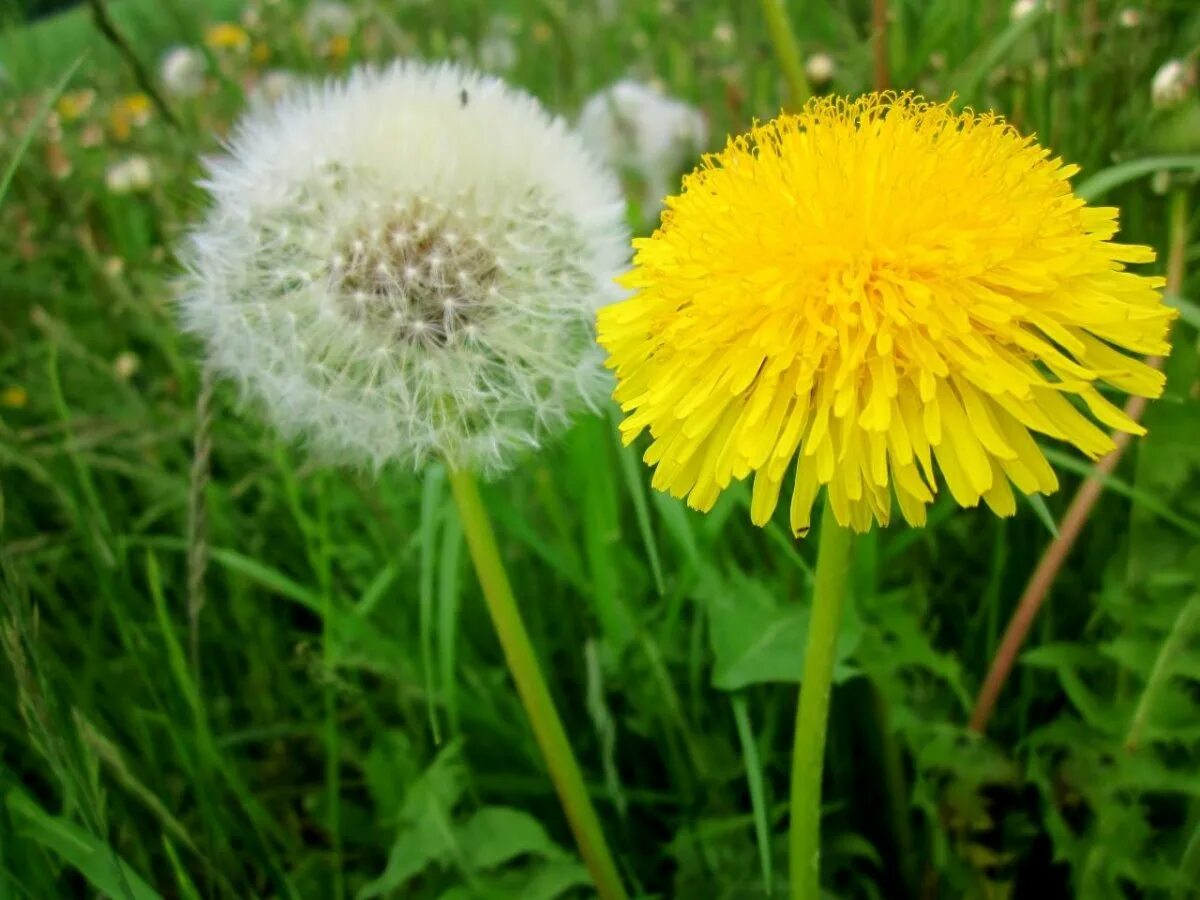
[
  {"xmin": 251, "ymin": 40, "xmax": 271, "ymax": 65},
  {"xmin": 108, "ymin": 93, "xmax": 153, "ymax": 141},
  {"xmin": 323, "ymin": 34, "xmax": 351, "ymax": 61},
  {"xmin": 56, "ymin": 89, "xmax": 96, "ymax": 122},
  {"xmin": 204, "ymin": 22, "xmax": 250, "ymax": 52},
  {"xmin": 1, "ymin": 386, "xmax": 28, "ymax": 409},
  {"xmin": 598, "ymin": 93, "xmax": 1174, "ymax": 536}
]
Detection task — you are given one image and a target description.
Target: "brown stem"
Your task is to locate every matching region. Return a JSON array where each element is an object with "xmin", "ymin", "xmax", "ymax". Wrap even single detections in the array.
[
  {"xmin": 968, "ymin": 187, "xmax": 1188, "ymax": 735},
  {"xmin": 872, "ymin": 0, "xmax": 891, "ymax": 91},
  {"xmin": 86, "ymin": 0, "xmax": 180, "ymax": 129}
]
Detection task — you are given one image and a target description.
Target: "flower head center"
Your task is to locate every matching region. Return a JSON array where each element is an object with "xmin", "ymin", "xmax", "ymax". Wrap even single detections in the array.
[{"xmin": 327, "ymin": 198, "xmax": 500, "ymax": 346}]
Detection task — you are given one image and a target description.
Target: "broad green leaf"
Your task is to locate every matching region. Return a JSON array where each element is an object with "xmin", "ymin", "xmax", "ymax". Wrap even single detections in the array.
[
  {"xmin": 455, "ymin": 807, "xmax": 566, "ymax": 870},
  {"xmin": 702, "ymin": 572, "xmax": 860, "ymax": 691}
]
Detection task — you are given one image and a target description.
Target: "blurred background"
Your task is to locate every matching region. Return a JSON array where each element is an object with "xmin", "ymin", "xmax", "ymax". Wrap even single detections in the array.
[{"xmin": 1, "ymin": 1, "xmax": 1199, "ymax": 898}]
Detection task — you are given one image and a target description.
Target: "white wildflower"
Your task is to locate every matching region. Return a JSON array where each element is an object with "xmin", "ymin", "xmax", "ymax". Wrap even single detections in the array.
[
  {"xmin": 577, "ymin": 79, "xmax": 707, "ymax": 217},
  {"xmin": 1118, "ymin": 7, "xmax": 1142, "ymax": 28},
  {"xmin": 180, "ymin": 62, "xmax": 628, "ymax": 475},
  {"xmin": 1151, "ymin": 58, "xmax": 1197, "ymax": 108},
  {"xmin": 804, "ymin": 52, "xmax": 835, "ymax": 86},
  {"xmin": 478, "ymin": 17, "xmax": 518, "ymax": 73},
  {"xmin": 105, "ymin": 156, "xmax": 154, "ymax": 194},
  {"xmin": 303, "ymin": 1, "xmax": 356, "ymax": 42},
  {"xmin": 249, "ymin": 70, "xmax": 303, "ymax": 107},
  {"xmin": 1010, "ymin": 0, "xmax": 1042, "ymax": 21},
  {"xmin": 159, "ymin": 46, "xmax": 207, "ymax": 98}
]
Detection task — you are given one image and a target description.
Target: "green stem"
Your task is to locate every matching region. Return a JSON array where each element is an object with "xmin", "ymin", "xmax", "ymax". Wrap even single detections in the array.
[
  {"xmin": 446, "ymin": 467, "xmax": 627, "ymax": 900},
  {"xmin": 790, "ymin": 498, "xmax": 854, "ymax": 900},
  {"xmin": 760, "ymin": 0, "xmax": 812, "ymax": 108}
]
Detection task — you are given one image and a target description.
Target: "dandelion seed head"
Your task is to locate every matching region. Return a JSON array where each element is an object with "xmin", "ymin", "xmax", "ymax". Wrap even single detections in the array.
[
  {"xmin": 599, "ymin": 93, "xmax": 1173, "ymax": 535},
  {"xmin": 181, "ymin": 61, "xmax": 627, "ymax": 474}
]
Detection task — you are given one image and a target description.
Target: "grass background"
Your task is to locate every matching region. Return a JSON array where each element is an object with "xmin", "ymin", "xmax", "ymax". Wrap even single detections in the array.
[{"xmin": 2, "ymin": 1, "xmax": 1200, "ymax": 898}]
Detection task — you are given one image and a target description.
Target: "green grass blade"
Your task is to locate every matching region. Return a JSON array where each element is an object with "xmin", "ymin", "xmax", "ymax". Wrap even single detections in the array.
[{"xmin": 0, "ymin": 56, "xmax": 85, "ymax": 206}]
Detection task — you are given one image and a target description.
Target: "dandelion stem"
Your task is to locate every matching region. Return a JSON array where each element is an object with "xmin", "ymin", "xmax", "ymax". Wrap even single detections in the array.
[
  {"xmin": 871, "ymin": 0, "xmax": 891, "ymax": 91},
  {"xmin": 760, "ymin": 0, "xmax": 812, "ymax": 108},
  {"xmin": 790, "ymin": 498, "xmax": 854, "ymax": 900},
  {"xmin": 968, "ymin": 184, "xmax": 1190, "ymax": 734},
  {"xmin": 447, "ymin": 467, "xmax": 627, "ymax": 900}
]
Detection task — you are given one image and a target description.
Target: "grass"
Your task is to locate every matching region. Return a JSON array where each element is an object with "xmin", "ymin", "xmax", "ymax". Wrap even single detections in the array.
[{"xmin": 2, "ymin": 0, "xmax": 1200, "ymax": 898}]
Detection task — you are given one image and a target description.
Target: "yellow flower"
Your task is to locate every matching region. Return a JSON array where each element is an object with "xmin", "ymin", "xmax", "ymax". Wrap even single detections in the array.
[
  {"xmin": 1, "ymin": 386, "xmax": 28, "ymax": 409},
  {"xmin": 56, "ymin": 89, "xmax": 96, "ymax": 122},
  {"xmin": 598, "ymin": 93, "xmax": 1173, "ymax": 535},
  {"xmin": 324, "ymin": 34, "xmax": 350, "ymax": 61},
  {"xmin": 204, "ymin": 22, "xmax": 250, "ymax": 52},
  {"xmin": 108, "ymin": 93, "xmax": 153, "ymax": 141}
]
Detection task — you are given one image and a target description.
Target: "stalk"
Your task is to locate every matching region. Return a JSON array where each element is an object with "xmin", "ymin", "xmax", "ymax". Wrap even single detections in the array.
[
  {"xmin": 790, "ymin": 499, "xmax": 854, "ymax": 900},
  {"xmin": 447, "ymin": 467, "xmax": 627, "ymax": 900},
  {"xmin": 760, "ymin": 0, "xmax": 812, "ymax": 107}
]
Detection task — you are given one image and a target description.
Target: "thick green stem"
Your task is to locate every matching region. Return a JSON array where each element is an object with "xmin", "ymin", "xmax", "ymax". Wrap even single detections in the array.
[
  {"xmin": 790, "ymin": 499, "xmax": 854, "ymax": 900},
  {"xmin": 760, "ymin": 0, "xmax": 812, "ymax": 107},
  {"xmin": 447, "ymin": 467, "xmax": 627, "ymax": 900}
]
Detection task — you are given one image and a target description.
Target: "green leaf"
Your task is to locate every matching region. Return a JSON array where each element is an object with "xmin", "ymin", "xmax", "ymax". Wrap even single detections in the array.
[
  {"xmin": 6, "ymin": 789, "xmax": 163, "ymax": 900},
  {"xmin": 1073, "ymin": 155, "xmax": 1200, "ymax": 202},
  {"xmin": 357, "ymin": 742, "xmax": 467, "ymax": 899},
  {"xmin": 0, "ymin": 57, "xmax": 85, "ymax": 206},
  {"xmin": 703, "ymin": 571, "xmax": 860, "ymax": 690},
  {"xmin": 456, "ymin": 807, "xmax": 566, "ymax": 870}
]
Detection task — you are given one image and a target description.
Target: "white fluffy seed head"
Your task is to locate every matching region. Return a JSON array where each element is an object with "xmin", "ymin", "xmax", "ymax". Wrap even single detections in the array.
[{"xmin": 180, "ymin": 61, "xmax": 628, "ymax": 475}]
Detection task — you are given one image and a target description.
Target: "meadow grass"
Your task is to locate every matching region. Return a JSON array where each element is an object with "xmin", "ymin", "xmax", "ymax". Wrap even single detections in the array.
[{"xmin": 2, "ymin": 1, "xmax": 1200, "ymax": 898}]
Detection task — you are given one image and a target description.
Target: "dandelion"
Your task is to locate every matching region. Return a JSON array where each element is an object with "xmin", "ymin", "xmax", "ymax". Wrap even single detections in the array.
[
  {"xmin": 804, "ymin": 52, "xmax": 836, "ymax": 86},
  {"xmin": 179, "ymin": 63, "xmax": 629, "ymax": 897},
  {"xmin": 478, "ymin": 16, "xmax": 518, "ymax": 73},
  {"xmin": 159, "ymin": 46, "xmax": 207, "ymax": 98},
  {"xmin": 105, "ymin": 156, "xmax": 154, "ymax": 194},
  {"xmin": 248, "ymin": 69, "xmax": 302, "ymax": 107},
  {"xmin": 113, "ymin": 352, "xmax": 140, "ymax": 380},
  {"xmin": 108, "ymin": 94, "xmax": 152, "ymax": 141},
  {"xmin": 204, "ymin": 22, "xmax": 250, "ymax": 53},
  {"xmin": 303, "ymin": 1, "xmax": 356, "ymax": 42},
  {"xmin": 599, "ymin": 92, "xmax": 1172, "ymax": 899},
  {"xmin": 0, "ymin": 386, "xmax": 27, "ymax": 409},
  {"xmin": 1151, "ymin": 58, "xmax": 1197, "ymax": 108},
  {"xmin": 1010, "ymin": 0, "xmax": 1043, "ymax": 21},
  {"xmin": 1118, "ymin": 7, "xmax": 1143, "ymax": 28},
  {"xmin": 599, "ymin": 93, "xmax": 1171, "ymax": 536},
  {"xmin": 578, "ymin": 80, "xmax": 708, "ymax": 217},
  {"xmin": 182, "ymin": 62, "xmax": 624, "ymax": 474},
  {"xmin": 56, "ymin": 89, "xmax": 96, "ymax": 122}
]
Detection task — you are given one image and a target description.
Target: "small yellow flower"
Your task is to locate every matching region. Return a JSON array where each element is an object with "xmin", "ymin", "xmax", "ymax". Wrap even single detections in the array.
[
  {"xmin": 599, "ymin": 93, "xmax": 1174, "ymax": 535},
  {"xmin": 56, "ymin": 89, "xmax": 96, "ymax": 122},
  {"xmin": 204, "ymin": 22, "xmax": 250, "ymax": 52},
  {"xmin": 1, "ymin": 386, "xmax": 28, "ymax": 409},
  {"xmin": 251, "ymin": 40, "xmax": 271, "ymax": 64},
  {"xmin": 324, "ymin": 34, "xmax": 351, "ymax": 61},
  {"xmin": 108, "ymin": 93, "xmax": 153, "ymax": 141}
]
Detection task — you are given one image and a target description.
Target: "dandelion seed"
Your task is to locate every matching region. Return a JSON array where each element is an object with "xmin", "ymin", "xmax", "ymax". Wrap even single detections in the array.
[
  {"xmin": 598, "ymin": 93, "xmax": 1173, "ymax": 535},
  {"xmin": 180, "ymin": 61, "xmax": 627, "ymax": 475}
]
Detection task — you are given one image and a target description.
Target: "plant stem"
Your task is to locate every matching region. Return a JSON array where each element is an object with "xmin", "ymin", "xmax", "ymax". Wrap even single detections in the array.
[
  {"xmin": 790, "ymin": 498, "xmax": 854, "ymax": 900},
  {"xmin": 871, "ymin": 0, "xmax": 891, "ymax": 91},
  {"xmin": 968, "ymin": 185, "xmax": 1190, "ymax": 734},
  {"xmin": 1125, "ymin": 593, "xmax": 1200, "ymax": 752},
  {"xmin": 446, "ymin": 467, "xmax": 627, "ymax": 900},
  {"xmin": 760, "ymin": 0, "xmax": 812, "ymax": 108}
]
